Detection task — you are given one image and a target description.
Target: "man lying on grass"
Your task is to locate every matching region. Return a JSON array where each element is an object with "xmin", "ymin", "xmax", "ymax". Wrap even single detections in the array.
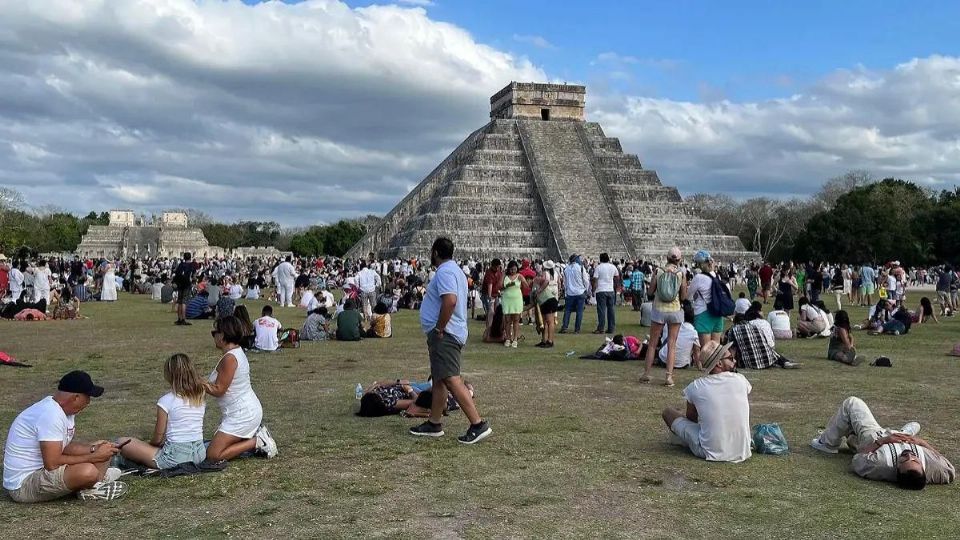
[
  {"xmin": 3, "ymin": 371, "xmax": 127, "ymax": 502},
  {"xmin": 811, "ymin": 397, "xmax": 956, "ymax": 489},
  {"xmin": 661, "ymin": 341, "xmax": 752, "ymax": 463}
]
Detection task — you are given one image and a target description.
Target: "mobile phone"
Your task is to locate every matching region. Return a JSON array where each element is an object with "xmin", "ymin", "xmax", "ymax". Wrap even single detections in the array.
[{"xmin": 115, "ymin": 439, "xmax": 131, "ymax": 449}]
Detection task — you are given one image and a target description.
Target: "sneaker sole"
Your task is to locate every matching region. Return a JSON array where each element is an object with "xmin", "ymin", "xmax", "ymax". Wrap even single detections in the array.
[
  {"xmin": 810, "ymin": 438, "xmax": 838, "ymax": 454},
  {"xmin": 458, "ymin": 427, "xmax": 493, "ymax": 445},
  {"xmin": 410, "ymin": 430, "xmax": 445, "ymax": 438}
]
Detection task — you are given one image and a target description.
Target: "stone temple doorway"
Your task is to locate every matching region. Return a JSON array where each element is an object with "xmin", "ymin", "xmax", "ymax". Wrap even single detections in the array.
[{"xmin": 541, "ymin": 108, "xmax": 550, "ymax": 120}]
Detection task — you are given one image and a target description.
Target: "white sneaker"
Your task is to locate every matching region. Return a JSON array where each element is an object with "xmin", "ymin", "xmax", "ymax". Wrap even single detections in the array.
[
  {"xmin": 898, "ymin": 422, "xmax": 921, "ymax": 436},
  {"xmin": 256, "ymin": 424, "xmax": 279, "ymax": 458},
  {"xmin": 504, "ymin": 340, "xmax": 511, "ymax": 347},
  {"xmin": 810, "ymin": 436, "xmax": 839, "ymax": 454},
  {"xmin": 103, "ymin": 467, "xmax": 122, "ymax": 483},
  {"xmin": 512, "ymin": 340, "xmax": 518, "ymax": 348},
  {"xmin": 78, "ymin": 480, "xmax": 128, "ymax": 501}
]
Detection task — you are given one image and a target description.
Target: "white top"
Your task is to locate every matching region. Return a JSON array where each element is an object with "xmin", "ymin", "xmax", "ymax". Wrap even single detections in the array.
[
  {"xmin": 254, "ymin": 316, "xmax": 282, "ymax": 351},
  {"xmin": 767, "ymin": 310, "xmax": 791, "ymax": 332},
  {"xmin": 749, "ymin": 318, "xmax": 776, "ymax": 349},
  {"xmin": 33, "ymin": 267, "xmax": 52, "ymax": 291},
  {"xmin": 593, "ymin": 263, "xmax": 619, "ymax": 293},
  {"xmin": 272, "ymin": 261, "xmax": 296, "ymax": 283},
  {"xmin": 3, "ymin": 396, "xmax": 74, "ymax": 490},
  {"xmin": 682, "ymin": 372, "xmax": 753, "ymax": 463},
  {"xmin": 734, "ymin": 298, "xmax": 751, "ymax": 314},
  {"xmin": 659, "ymin": 322, "xmax": 699, "ymax": 368},
  {"xmin": 299, "ymin": 290, "xmax": 317, "ymax": 310},
  {"xmin": 563, "ymin": 263, "xmax": 590, "ymax": 296},
  {"xmin": 151, "ymin": 282, "xmax": 163, "ymax": 300},
  {"xmin": 357, "ymin": 267, "xmax": 381, "ymax": 293},
  {"xmin": 228, "ymin": 284, "xmax": 243, "ymax": 299},
  {"xmin": 157, "ymin": 392, "xmax": 205, "ymax": 443},
  {"xmin": 8, "ymin": 268, "xmax": 24, "ymax": 297},
  {"xmin": 689, "ymin": 272, "xmax": 715, "ymax": 315},
  {"xmin": 320, "ymin": 290, "xmax": 336, "ymax": 309},
  {"xmin": 800, "ymin": 304, "xmax": 825, "ymax": 324},
  {"xmin": 208, "ymin": 348, "xmax": 261, "ymax": 416}
]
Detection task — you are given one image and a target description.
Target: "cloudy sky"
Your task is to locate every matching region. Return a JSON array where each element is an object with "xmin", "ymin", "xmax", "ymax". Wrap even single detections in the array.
[{"xmin": 2, "ymin": 0, "xmax": 959, "ymax": 225}]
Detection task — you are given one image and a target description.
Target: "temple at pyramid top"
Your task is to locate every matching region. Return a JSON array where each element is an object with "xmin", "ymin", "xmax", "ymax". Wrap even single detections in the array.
[
  {"xmin": 346, "ymin": 82, "xmax": 755, "ymax": 262},
  {"xmin": 490, "ymin": 82, "xmax": 586, "ymax": 121}
]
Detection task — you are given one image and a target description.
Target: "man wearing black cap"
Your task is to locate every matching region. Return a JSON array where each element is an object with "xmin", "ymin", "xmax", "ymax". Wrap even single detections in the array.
[{"xmin": 3, "ymin": 371, "xmax": 127, "ymax": 502}]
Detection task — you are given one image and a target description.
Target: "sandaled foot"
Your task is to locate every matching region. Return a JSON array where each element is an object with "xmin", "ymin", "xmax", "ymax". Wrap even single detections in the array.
[
  {"xmin": 664, "ymin": 374, "xmax": 675, "ymax": 387},
  {"xmin": 639, "ymin": 374, "xmax": 652, "ymax": 383}
]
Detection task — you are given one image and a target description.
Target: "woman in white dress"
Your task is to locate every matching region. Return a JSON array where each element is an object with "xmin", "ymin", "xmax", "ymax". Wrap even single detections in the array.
[
  {"xmin": 100, "ymin": 262, "xmax": 118, "ymax": 301},
  {"xmin": 204, "ymin": 315, "xmax": 277, "ymax": 461}
]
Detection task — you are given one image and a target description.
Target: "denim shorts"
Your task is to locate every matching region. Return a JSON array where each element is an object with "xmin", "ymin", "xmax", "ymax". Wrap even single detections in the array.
[{"xmin": 155, "ymin": 441, "xmax": 206, "ymax": 469}]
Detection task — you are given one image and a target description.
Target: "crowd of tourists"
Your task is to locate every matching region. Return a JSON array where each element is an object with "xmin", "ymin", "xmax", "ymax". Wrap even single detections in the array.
[{"xmin": 2, "ymin": 240, "xmax": 957, "ymax": 501}]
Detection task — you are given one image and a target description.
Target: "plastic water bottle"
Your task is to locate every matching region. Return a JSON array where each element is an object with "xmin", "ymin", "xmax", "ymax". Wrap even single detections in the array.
[{"xmin": 355, "ymin": 383, "xmax": 363, "ymax": 400}]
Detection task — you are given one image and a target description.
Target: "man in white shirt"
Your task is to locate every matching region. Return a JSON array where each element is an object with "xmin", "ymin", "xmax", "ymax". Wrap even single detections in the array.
[
  {"xmin": 9, "ymin": 261, "xmax": 25, "ymax": 302},
  {"xmin": 3, "ymin": 371, "xmax": 126, "ymax": 502},
  {"xmin": 254, "ymin": 305, "xmax": 282, "ymax": 351},
  {"xmin": 356, "ymin": 263, "xmax": 382, "ymax": 320},
  {"xmin": 661, "ymin": 342, "xmax": 752, "ymax": 463},
  {"xmin": 560, "ymin": 254, "xmax": 591, "ymax": 334},
  {"xmin": 271, "ymin": 256, "xmax": 297, "ymax": 308},
  {"xmin": 592, "ymin": 253, "xmax": 620, "ymax": 334}
]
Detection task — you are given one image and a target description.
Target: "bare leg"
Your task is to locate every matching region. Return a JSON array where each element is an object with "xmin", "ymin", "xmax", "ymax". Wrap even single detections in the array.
[
  {"xmin": 117, "ymin": 437, "xmax": 160, "ymax": 468},
  {"xmin": 445, "ymin": 376, "xmax": 481, "ymax": 425},
  {"xmin": 661, "ymin": 406, "xmax": 684, "ymax": 428},
  {"xmin": 63, "ymin": 463, "xmax": 100, "ymax": 491},
  {"xmin": 206, "ymin": 431, "xmax": 257, "ymax": 461},
  {"xmin": 429, "ymin": 378, "xmax": 448, "ymax": 425},
  {"xmin": 663, "ymin": 322, "xmax": 681, "ymax": 383},
  {"xmin": 641, "ymin": 322, "xmax": 665, "ymax": 381}
]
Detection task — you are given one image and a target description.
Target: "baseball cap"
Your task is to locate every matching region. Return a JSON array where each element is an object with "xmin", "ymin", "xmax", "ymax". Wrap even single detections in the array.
[
  {"xmin": 699, "ymin": 341, "xmax": 733, "ymax": 373},
  {"xmin": 667, "ymin": 247, "xmax": 682, "ymax": 262},
  {"xmin": 58, "ymin": 370, "xmax": 104, "ymax": 397},
  {"xmin": 693, "ymin": 250, "xmax": 712, "ymax": 264}
]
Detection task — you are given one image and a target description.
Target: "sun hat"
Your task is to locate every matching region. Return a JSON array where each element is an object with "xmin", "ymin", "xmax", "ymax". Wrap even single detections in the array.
[
  {"xmin": 543, "ymin": 260, "xmax": 556, "ymax": 270},
  {"xmin": 699, "ymin": 341, "xmax": 733, "ymax": 373},
  {"xmin": 667, "ymin": 247, "xmax": 682, "ymax": 262},
  {"xmin": 693, "ymin": 250, "xmax": 712, "ymax": 264}
]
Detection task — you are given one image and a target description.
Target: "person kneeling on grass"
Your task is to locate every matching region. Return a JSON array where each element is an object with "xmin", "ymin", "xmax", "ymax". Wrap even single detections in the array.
[
  {"xmin": 828, "ymin": 310, "xmax": 862, "ymax": 366},
  {"xmin": 811, "ymin": 397, "xmax": 955, "ymax": 489},
  {"xmin": 3, "ymin": 371, "xmax": 126, "ymax": 502},
  {"xmin": 205, "ymin": 315, "xmax": 277, "ymax": 460},
  {"xmin": 115, "ymin": 354, "xmax": 207, "ymax": 470},
  {"xmin": 661, "ymin": 342, "xmax": 752, "ymax": 463}
]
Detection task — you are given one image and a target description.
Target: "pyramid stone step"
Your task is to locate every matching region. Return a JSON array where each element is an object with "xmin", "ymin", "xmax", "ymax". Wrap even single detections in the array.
[
  {"xmin": 473, "ymin": 149, "xmax": 527, "ymax": 167},
  {"xmin": 602, "ymin": 169, "xmax": 661, "ymax": 185},
  {"xmin": 436, "ymin": 196, "xmax": 542, "ymax": 217},
  {"xmin": 458, "ymin": 164, "xmax": 532, "ymax": 183},
  {"xmin": 590, "ymin": 137, "xmax": 623, "ymax": 153},
  {"xmin": 478, "ymin": 133, "xmax": 523, "ymax": 151},
  {"xmin": 415, "ymin": 213, "xmax": 547, "ymax": 232},
  {"xmin": 446, "ymin": 179, "xmax": 536, "ymax": 198},
  {"xmin": 596, "ymin": 154, "xmax": 642, "ymax": 169},
  {"xmin": 406, "ymin": 229, "xmax": 550, "ymax": 249}
]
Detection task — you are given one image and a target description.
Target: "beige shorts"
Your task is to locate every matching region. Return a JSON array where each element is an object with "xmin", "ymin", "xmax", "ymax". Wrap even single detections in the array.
[
  {"xmin": 6, "ymin": 465, "xmax": 72, "ymax": 503},
  {"xmin": 670, "ymin": 417, "xmax": 707, "ymax": 459}
]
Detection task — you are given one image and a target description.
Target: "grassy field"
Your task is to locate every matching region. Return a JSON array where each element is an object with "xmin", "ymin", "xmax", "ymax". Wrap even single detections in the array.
[{"xmin": 1, "ymin": 291, "xmax": 958, "ymax": 539}]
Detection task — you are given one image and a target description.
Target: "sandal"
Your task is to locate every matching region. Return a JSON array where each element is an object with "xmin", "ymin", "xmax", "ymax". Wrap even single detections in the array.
[
  {"xmin": 664, "ymin": 374, "xmax": 675, "ymax": 387},
  {"xmin": 639, "ymin": 373, "xmax": 652, "ymax": 383}
]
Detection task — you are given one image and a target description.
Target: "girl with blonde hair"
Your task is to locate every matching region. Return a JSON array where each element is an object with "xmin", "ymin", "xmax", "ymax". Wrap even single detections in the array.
[{"xmin": 116, "ymin": 354, "xmax": 207, "ymax": 469}]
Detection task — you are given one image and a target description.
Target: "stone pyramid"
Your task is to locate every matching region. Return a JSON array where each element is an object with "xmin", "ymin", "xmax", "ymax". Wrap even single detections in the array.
[{"xmin": 347, "ymin": 82, "xmax": 755, "ymax": 262}]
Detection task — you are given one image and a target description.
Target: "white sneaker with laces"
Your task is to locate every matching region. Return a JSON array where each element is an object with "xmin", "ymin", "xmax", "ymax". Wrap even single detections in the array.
[
  {"xmin": 256, "ymin": 424, "xmax": 279, "ymax": 458},
  {"xmin": 810, "ymin": 436, "xmax": 839, "ymax": 454},
  {"xmin": 103, "ymin": 467, "xmax": 122, "ymax": 483},
  {"xmin": 78, "ymin": 480, "xmax": 129, "ymax": 501},
  {"xmin": 898, "ymin": 422, "xmax": 921, "ymax": 436}
]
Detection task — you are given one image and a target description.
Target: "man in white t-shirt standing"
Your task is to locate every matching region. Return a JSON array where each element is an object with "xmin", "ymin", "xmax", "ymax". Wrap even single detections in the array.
[
  {"xmin": 592, "ymin": 253, "xmax": 620, "ymax": 335},
  {"xmin": 661, "ymin": 342, "xmax": 752, "ymax": 463},
  {"xmin": 272, "ymin": 256, "xmax": 297, "ymax": 308},
  {"xmin": 356, "ymin": 263, "xmax": 382, "ymax": 321},
  {"xmin": 254, "ymin": 305, "xmax": 282, "ymax": 351},
  {"xmin": 3, "ymin": 371, "xmax": 127, "ymax": 502}
]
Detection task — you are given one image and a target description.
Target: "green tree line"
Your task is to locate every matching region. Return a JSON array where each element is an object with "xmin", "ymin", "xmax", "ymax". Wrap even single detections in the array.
[{"xmin": 0, "ymin": 189, "xmax": 366, "ymax": 258}]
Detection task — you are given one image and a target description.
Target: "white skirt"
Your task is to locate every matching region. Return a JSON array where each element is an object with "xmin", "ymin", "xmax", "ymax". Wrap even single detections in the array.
[{"xmin": 217, "ymin": 400, "xmax": 263, "ymax": 439}]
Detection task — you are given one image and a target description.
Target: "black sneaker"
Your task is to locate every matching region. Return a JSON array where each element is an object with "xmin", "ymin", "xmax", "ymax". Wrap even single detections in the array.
[
  {"xmin": 409, "ymin": 421, "xmax": 444, "ymax": 438},
  {"xmin": 182, "ymin": 320, "xmax": 192, "ymax": 326},
  {"xmin": 457, "ymin": 421, "xmax": 493, "ymax": 445}
]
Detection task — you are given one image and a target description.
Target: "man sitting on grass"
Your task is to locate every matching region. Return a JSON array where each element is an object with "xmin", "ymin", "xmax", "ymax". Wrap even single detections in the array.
[
  {"xmin": 661, "ymin": 341, "xmax": 752, "ymax": 463},
  {"xmin": 811, "ymin": 397, "xmax": 955, "ymax": 489},
  {"xmin": 3, "ymin": 371, "xmax": 127, "ymax": 502},
  {"xmin": 185, "ymin": 290, "xmax": 213, "ymax": 320},
  {"xmin": 254, "ymin": 305, "xmax": 282, "ymax": 351}
]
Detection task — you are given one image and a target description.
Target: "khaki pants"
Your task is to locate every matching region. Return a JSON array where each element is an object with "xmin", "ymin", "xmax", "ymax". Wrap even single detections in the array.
[
  {"xmin": 6, "ymin": 465, "xmax": 72, "ymax": 503},
  {"xmin": 820, "ymin": 397, "xmax": 889, "ymax": 451}
]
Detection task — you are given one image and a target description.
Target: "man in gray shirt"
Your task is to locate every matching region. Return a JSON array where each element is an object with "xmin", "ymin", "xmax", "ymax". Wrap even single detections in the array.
[{"xmin": 811, "ymin": 397, "xmax": 955, "ymax": 489}]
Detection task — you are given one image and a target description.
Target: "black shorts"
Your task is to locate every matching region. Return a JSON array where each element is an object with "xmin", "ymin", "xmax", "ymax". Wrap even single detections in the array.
[
  {"xmin": 175, "ymin": 283, "xmax": 191, "ymax": 304},
  {"xmin": 539, "ymin": 297, "xmax": 560, "ymax": 314},
  {"xmin": 427, "ymin": 329, "xmax": 463, "ymax": 380}
]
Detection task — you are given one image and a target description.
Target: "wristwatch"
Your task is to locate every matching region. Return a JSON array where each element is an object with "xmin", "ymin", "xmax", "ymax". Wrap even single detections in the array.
[{"xmin": 90, "ymin": 444, "xmax": 96, "ymax": 454}]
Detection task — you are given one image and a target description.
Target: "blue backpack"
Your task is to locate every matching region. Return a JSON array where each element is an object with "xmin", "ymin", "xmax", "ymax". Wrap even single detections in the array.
[{"xmin": 707, "ymin": 273, "xmax": 735, "ymax": 317}]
